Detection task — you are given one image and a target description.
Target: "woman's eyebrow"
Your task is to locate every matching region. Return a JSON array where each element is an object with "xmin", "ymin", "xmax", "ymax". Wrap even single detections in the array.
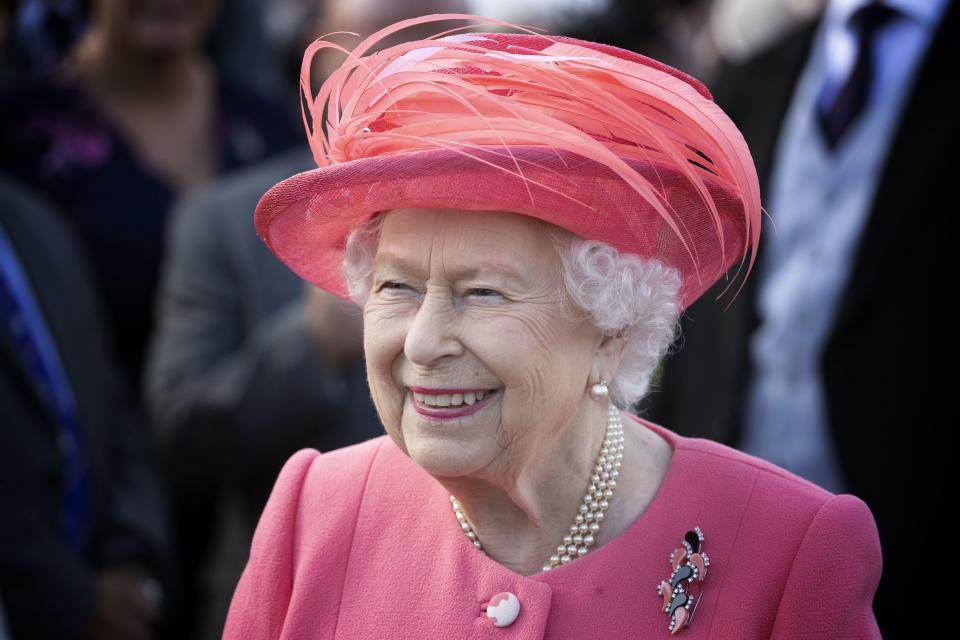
[{"xmin": 373, "ymin": 252, "xmax": 530, "ymax": 286}]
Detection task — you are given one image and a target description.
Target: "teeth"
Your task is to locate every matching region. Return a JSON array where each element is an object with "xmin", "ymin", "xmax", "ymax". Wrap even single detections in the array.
[{"xmin": 415, "ymin": 390, "xmax": 491, "ymax": 407}]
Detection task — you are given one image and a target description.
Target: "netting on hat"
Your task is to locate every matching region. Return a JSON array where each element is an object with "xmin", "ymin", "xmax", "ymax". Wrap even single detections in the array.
[{"xmin": 257, "ymin": 13, "xmax": 762, "ymax": 310}]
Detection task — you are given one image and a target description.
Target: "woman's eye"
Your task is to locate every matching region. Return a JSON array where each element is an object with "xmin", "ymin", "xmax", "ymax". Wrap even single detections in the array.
[
  {"xmin": 378, "ymin": 281, "xmax": 410, "ymax": 292},
  {"xmin": 468, "ymin": 288, "xmax": 501, "ymax": 298}
]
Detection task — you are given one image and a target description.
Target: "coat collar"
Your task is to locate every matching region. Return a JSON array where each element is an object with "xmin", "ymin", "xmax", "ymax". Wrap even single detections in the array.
[{"xmin": 330, "ymin": 414, "xmax": 741, "ymax": 638}]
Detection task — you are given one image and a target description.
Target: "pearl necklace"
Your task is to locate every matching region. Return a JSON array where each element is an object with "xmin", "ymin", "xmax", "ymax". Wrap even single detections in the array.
[{"xmin": 451, "ymin": 405, "xmax": 625, "ymax": 572}]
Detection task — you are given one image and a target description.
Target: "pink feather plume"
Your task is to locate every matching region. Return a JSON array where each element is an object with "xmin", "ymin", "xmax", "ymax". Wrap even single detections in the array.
[{"xmin": 298, "ymin": 13, "xmax": 762, "ymax": 307}]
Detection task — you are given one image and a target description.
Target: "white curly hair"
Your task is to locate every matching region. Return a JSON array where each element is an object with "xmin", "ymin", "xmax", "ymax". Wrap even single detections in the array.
[{"xmin": 342, "ymin": 212, "xmax": 683, "ymax": 409}]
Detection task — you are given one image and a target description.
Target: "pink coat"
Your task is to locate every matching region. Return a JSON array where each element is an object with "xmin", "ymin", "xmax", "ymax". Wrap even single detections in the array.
[{"xmin": 224, "ymin": 413, "xmax": 882, "ymax": 639}]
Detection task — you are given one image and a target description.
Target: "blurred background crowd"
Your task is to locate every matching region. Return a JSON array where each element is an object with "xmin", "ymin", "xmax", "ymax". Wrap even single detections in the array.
[{"xmin": 0, "ymin": 0, "xmax": 949, "ymax": 638}]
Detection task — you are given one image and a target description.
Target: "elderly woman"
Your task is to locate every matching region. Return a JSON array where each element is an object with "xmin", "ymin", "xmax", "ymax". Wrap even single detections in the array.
[{"xmin": 224, "ymin": 15, "xmax": 882, "ymax": 639}]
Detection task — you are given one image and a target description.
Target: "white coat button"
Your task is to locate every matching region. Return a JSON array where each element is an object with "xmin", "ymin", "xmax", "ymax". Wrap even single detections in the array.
[{"xmin": 485, "ymin": 592, "xmax": 520, "ymax": 627}]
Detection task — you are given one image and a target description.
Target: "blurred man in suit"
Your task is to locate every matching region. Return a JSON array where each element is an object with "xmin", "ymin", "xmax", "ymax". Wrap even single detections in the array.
[
  {"xmin": 144, "ymin": 147, "xmax": 382, "ymax": 639},
  {"xmin": 1, "ymin": 175, "xmax": 170, "ymax": 639},
  {"xmin": 644, "ymin": 0, "xmax": 953, "ymax": 635}
]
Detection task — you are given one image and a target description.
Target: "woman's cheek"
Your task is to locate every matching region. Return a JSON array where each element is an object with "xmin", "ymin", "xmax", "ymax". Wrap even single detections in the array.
[{"xmin": 362, "ymin": 315, "xmax": 404, "ymax": 435}]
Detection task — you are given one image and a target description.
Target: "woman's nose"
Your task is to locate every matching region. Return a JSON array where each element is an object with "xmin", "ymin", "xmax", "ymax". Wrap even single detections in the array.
[{"xmin": 403, "ymin": 290, "xmax": 464, "ymax": 366}]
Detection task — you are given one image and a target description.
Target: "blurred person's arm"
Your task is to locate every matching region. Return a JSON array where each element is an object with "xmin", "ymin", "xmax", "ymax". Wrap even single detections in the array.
[
  {"xmin": 0, "ymin": 409, "xmax": 98, "ymax": 638},
  {"xmin": 94, "ymin": 378, "xmax": 169, "ymax": 624},
  {"xmin": 77, "ymin": 358, "xmax": 167, "ymax": 639},
  {"xmin": 144, "ymin": 186, "xmax": 360, "ymax": 489},
  {"xmin": 0, "ymin": 465, "xmax": 156, "ymax": 640}
]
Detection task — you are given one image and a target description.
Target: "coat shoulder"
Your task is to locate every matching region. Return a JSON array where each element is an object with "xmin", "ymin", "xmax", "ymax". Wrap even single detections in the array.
[
  {"xmin": 631, "ymin": 413, "xmax": 838, "ymax": 509},
  {"xmin": 225, "ymin": 439, "xmax": 390, "ymax": 639},
  {"xmin": 256, "ymin": 437, "xmax": 391, "ymax": 548},
  {"xmin": 632, "ymin": 413, "xmax": 880, "ymax": 543},
  {"xmin": 677, "ymin": 433, "xmax": 881, "ymax": 569},
  {"xmin": 294, "ymin": 436, "xmax": 392, "ymax": 503},
  {"xmin": 688, "ymin": 435, "xmax": 834, "ymax": 498}
]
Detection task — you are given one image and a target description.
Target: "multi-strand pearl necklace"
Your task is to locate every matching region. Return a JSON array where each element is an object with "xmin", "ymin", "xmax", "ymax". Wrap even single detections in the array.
[{"xmin": 451, "ymin": 405, "xmax": 625, "ymax": 572}]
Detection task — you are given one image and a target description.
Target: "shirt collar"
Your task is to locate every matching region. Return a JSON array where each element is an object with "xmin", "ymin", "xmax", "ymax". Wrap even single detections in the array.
[{"xmin": 826, "ymin": 0, "xmax": 950, "ymax": 29}]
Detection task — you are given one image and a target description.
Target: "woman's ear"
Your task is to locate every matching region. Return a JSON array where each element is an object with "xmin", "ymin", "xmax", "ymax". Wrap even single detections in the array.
[{"xmin": 593, "ymin": 331, "xmax": 629, "ymax": 382}]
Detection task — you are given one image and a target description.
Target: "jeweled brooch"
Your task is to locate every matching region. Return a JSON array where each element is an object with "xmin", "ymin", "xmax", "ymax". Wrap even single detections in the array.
[{"xmin": 656, "ymin": 527, "xmax": 709, "ymax": 635}]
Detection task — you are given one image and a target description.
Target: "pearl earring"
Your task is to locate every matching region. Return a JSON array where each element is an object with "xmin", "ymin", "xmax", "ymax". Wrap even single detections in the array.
[{"xmin": 589, "ymin": 377, "xmax": 609, "ymax": 401}]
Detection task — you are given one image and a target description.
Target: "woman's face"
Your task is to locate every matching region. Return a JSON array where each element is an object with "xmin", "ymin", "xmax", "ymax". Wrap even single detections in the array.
[
  {"xmin": 363, "ymin": 208, "xmax": 606, "ymax": 480},
  {"xmin": 93, "ymin": 0, "xmax": 220, "ymax": 55}
]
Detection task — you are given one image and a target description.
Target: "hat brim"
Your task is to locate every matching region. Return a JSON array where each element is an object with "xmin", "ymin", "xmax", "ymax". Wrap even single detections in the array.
[{"xmin": 255, "ymin": 146, "xmax": 748, "ymax": 310}]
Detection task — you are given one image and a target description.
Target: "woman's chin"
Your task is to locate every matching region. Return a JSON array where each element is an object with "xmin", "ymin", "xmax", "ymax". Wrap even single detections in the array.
[
  {"xmin": 400, "ymin": 413, "xmax": 494, "ymax": 477},
  {"xmin": 403, "ymin": 437, "xmax": 494, "ymax": 479},
  {"xmin": 395, "ymin": 390, "xmax": 502, "ymax": 476}
]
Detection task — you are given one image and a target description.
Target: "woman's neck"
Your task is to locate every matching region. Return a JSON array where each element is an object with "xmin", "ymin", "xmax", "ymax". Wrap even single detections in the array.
[{"xmin": 438, "ymin": 402, "xmax": 622, "ymax": 576}]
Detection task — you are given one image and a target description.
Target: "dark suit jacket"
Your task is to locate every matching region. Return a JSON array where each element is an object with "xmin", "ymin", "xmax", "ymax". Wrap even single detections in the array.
[
  {"xmin": 144, "ymin": 148, "xmax": 382, "ymax": 512},
  {"xmin": 643, "ymin": 3, "xmax": 955, "ymax": 636},
  {"xmin": 0, "ymin": 176, "xmax": 169, "ymax": 639}
]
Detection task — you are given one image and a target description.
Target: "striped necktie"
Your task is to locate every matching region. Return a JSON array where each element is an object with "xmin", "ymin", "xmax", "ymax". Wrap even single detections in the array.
[{"xmin": 815, "ymin": 1, "xmax": 901, "ymax": 150}]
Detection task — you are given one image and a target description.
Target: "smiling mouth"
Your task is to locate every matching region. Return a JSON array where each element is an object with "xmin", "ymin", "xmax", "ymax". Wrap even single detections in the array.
[
  {"xmin": 410, "ymin": 389, "xmax": 497, "ymax": 408},
  {"xmin": 409, "ymin": 388, "xmax": 500, "ymax": 417}
]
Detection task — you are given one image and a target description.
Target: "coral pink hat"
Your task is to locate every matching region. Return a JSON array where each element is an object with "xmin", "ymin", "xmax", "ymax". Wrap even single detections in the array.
[{"xmin": 255, "ymin": 14, "xmax": 762, "ymax": 311}]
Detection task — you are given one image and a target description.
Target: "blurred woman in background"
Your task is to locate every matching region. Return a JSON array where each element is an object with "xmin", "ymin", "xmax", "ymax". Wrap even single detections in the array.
[{"xmin": 0, "ymin": 0, "xmax": 301, "ymax": 392}]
